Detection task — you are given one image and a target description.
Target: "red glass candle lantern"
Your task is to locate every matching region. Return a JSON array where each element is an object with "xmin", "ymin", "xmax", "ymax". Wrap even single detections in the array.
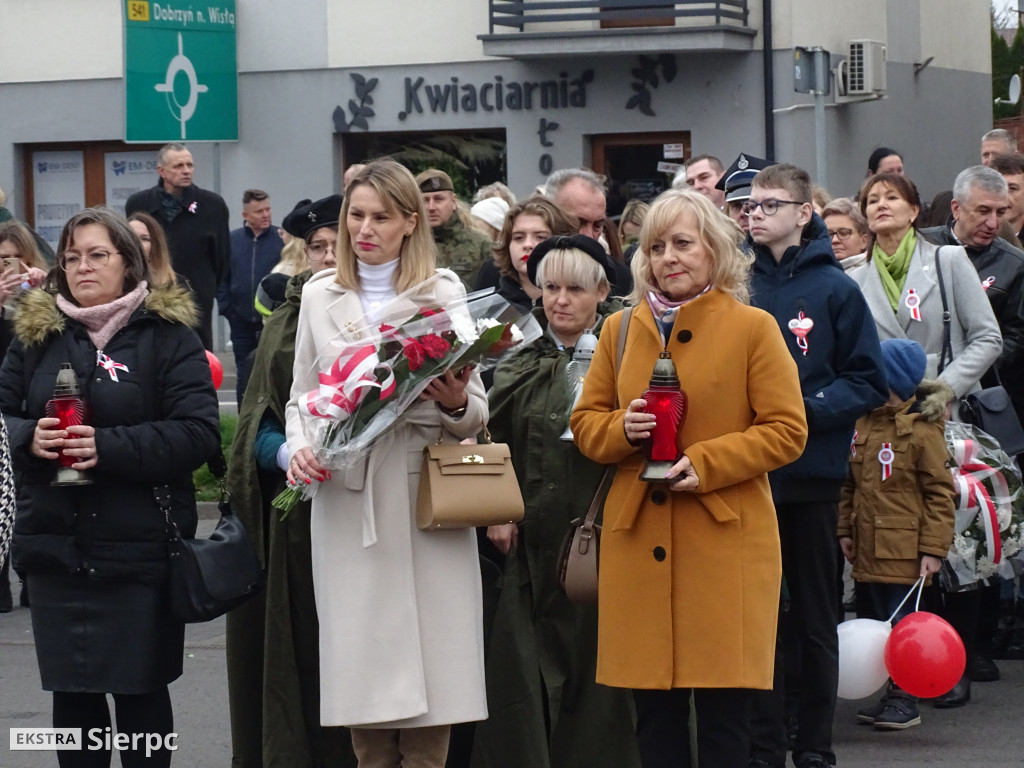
[
  {"xmin": 45, "ymin": 363, "xmax": 92, "ymax": 486},
  {"xmin": 639, "ymin": 351, "xmax": 688, "ymax": 482}
]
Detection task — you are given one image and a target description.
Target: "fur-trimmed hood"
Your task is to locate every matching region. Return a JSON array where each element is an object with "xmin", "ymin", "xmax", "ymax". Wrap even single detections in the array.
[
  {"xmin": 13, "ymin": 282, "xmax": 199, "ymax": 347},
  {"xmin": 913, "ymin": 379, "xmax": 956, "ymax": 423}
]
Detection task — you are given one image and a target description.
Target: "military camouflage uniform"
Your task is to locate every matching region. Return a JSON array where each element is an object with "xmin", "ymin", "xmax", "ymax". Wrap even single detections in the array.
[{"xmin": 433, "ymin": 213, "xmax": 493, "ymax": 288}]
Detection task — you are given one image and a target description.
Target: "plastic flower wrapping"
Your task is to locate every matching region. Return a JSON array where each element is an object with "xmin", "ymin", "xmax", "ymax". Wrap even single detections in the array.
[
  {"xmin": 943, "ymin": 421, "xmax": 1024, "ymax": 588},
  {"xmin": 272, "ymin": 279, "xmax": 541, "ymax": 515}
]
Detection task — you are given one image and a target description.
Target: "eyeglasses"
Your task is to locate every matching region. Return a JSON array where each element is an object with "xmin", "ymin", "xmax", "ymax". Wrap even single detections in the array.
[
  {"xmin": 58, "ymin": 250, "xmax": 117, "ymax": 271},
  {"xmin": 828, "ymin": 228, "xmax": 856, "ymax": 240},
  {"xmin": 741, "ymin": 199, "xmax": 805, "ymax": 216},
  {"xmin": 306, "ymin": 242, "xmax": 336, "ymax": 258}
]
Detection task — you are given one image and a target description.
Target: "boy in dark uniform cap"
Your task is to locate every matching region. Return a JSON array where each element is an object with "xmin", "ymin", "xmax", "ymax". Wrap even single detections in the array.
[{"xmin": 717, "ymin": 153, "xmax": 774, "ymax": 232}]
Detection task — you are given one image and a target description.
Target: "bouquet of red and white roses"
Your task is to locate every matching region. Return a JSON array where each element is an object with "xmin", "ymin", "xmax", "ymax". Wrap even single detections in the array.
[{"xmin": 272, "ymin": 282, "xmax": 540, "ymax": 515}]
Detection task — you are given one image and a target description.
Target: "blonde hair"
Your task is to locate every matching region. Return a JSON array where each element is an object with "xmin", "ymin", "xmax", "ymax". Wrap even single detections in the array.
[
  {"xmin": 127, "ymin": 211, "xmax": 176, "ymax": 289},
  {"xmin": 534, "ymin": 246, "xmax": 610, "ymax": 296},
  {"xmin": 629, "ymin": 189, "xmax": 751, "ymax": 305},
  {"xmin": 618, "ymin": 198, "xmax": 649, "ymax": 245},
  {"xmin": 0, "ymin": 220, "xmax": 46, "ymax": 270},
  {"xmin": 335, "ymin": 159, "xmax": 436, "ymax": 293},
  {"xmin": 274, "ymin": 235, "xmax": 309, "ymax": 276}
]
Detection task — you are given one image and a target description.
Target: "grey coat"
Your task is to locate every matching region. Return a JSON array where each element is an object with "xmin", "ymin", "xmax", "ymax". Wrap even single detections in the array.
[{"xmin": 848, "ymin": 237, "xmax": 1002, "ymax": 404}]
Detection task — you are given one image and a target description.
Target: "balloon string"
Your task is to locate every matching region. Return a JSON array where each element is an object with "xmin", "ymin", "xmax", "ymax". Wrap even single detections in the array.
[{"xmin": 886, "ymin": 576, "xmax": 925, "ymax": 625}]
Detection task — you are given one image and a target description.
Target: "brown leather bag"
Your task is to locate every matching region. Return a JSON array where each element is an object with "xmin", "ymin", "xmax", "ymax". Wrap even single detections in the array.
[
  {"xmin": 417, "ymin": 429, "xmax": 525, "ymax": 530},
  {"xmin": 554, "ymin": 307, "xmax": 631, "ymax": 606}
]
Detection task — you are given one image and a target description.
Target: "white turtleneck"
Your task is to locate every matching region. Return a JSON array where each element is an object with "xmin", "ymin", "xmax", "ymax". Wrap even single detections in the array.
[{"xmin": 358, "ymin": 259, "xmax": 400, "ymax": 322}]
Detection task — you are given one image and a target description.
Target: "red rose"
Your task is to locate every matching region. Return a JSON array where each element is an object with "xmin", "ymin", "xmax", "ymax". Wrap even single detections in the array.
[
  {"xmin": 379, "ymin": 323, "xmax": 395, "ymax": 333},
  {"xmin": 419, "ymin": 333, "xmax": 451, "ymax": 360},
  {"xmin": 421, "ymin": 308, "xmax": 444, "ymax": 317},
  {"xmin": 403, "ymin": 340, "xmax": 426, "ymax": 371},
  {"xmin": 487, "ymin": 324, "xmax": 517, "ymax": 355}
]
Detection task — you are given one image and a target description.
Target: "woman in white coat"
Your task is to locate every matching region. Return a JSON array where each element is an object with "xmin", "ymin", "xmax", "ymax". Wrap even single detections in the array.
[
  {"xmin": 847, "ymin": 171, "xmax": 1002, "ymax": 710},
  {"xmin": 285, "ymin": 159, "xmax": 488, "ymax": 767}
]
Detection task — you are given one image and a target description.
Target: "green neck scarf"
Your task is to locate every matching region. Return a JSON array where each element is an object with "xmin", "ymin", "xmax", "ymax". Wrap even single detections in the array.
[{"xmin": 873, "ymin": 229, "xmax": 917, "ymax": 311}]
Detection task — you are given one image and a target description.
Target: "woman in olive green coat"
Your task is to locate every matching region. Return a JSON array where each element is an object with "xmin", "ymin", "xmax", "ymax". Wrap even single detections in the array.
[
  {"xmin": 225, "ymin": 196, "xmax": 356, "ymax": 768},
  {"xmin": 470, "ymin": 235, "xmax": 640, "ymax": 768}
]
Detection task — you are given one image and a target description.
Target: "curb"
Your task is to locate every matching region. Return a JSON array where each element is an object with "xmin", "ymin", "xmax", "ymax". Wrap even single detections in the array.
[{"xmin": 197, "ymin": 501, "xmax": 220, "ymax": 520}]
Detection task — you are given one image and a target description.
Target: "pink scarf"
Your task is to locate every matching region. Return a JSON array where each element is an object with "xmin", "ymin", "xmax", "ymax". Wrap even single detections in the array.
[
  {"xmin": 645, "ymin": 284, "xmax": 712, "ymax": 325},
  {"xmin": 57, "ymin": 281, "xmax": 149, "ymax": 351}
]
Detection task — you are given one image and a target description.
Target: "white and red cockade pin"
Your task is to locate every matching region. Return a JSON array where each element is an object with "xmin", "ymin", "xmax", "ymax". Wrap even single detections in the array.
[
  {"xmin": 97, "ymin": 352, "xmax": 128, "ymax": 382},
  {"xmin": 878, "ymin": 442, "xmax": 894, "ymax": 481},
  {"xmin": 905, "ymin": 289, "xmax": 922, "ymax": 321},
  {"xmin": 188, "ymin": 201, "xmax": 198, "ymax": 214},
  {"xmin": 982, "ymin": 275, "xmax": 996, "ymax": 291},
  {"xmin": 851, "ymin": 430, "xmax": 858, "ymax": 458},
  {"xmin": 788, "ymin": 311, "xmax": 814, "ymax": 356}
]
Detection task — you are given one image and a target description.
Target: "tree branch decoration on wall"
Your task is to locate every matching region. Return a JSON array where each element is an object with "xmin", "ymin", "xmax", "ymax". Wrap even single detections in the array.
[
  {"xmin": 333, "ymin": 73, "xmax": 379, "ymax": 133},
  {"xmin": 625, "ymin": 55, "xmax": 677, "ymax": 117}
]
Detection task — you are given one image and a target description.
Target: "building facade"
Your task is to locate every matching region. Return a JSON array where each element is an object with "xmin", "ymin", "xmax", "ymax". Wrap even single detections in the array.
[{"xmin": 0, "ymin": 0, "xmax": 992, "ymax": 240}]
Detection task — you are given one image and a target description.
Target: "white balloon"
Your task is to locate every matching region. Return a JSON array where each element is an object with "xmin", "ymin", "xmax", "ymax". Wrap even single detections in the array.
[{"xmin": 837, "ymin": 618, "xmax": 892, "ymax": 699}]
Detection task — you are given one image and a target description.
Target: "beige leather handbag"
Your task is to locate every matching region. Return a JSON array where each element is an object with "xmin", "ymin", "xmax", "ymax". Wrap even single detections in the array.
[{"xmin": 416, "ymin": 429, "xmax": 525, "ymax": 530}]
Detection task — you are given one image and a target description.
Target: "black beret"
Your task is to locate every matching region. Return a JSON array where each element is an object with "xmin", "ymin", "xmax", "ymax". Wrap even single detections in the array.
[
  {"xmin": 282, "ymin": 195, "xmax": 343, "ymax": 240},
  {"xmin": 526, "ymin": 234, "xmax": 617, "ymax": 287}
]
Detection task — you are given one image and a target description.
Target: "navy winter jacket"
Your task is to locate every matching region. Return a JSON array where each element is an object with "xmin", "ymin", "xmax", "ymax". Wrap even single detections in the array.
[
  {"xmin": 750, "ymin": 214, "xmax": 888, "ymax": 503},
  {"xmin": 217, "ymin": 224, "xmax": 284, "ymax": 325}
]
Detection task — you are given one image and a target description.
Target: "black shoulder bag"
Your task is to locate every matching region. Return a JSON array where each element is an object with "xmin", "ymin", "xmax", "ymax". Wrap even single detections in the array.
[
  {"xmin": 143, "ymin": 328, "xmax": 263, "ymax": 623},
  {"xmin": 161, "ymin": 450, "xmax": 265, "ymax": 623},
  {"xmin": 934, "ymin": 246, "xmax": 1024, "ymax": 456}
]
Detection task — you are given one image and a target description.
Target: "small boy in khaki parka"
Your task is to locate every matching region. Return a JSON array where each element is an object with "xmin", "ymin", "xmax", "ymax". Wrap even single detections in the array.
[{"xmin": 838, "ymin": 338, "xmax": 956, "ymax": 731}]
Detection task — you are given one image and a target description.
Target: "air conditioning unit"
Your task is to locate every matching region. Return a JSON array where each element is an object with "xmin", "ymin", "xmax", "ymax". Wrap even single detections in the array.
[{"xmin": 836, "ymin": 39, "xmax": 887, "ymax": 99}]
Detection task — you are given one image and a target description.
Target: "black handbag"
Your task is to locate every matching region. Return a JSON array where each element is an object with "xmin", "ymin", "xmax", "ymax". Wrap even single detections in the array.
[
  {"xmin": 162, "ymin": 453, "xmax": 264, "ymax": 623},
  {"xmin": 935, "ymin": 247, "xmax": 1024, "ymax": 456},
  {"xmin": 960, "ymin": 386, "xmax": 1024, "ymax": 456}
]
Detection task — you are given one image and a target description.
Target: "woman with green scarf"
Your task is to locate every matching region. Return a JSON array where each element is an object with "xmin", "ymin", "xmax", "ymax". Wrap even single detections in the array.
[
  {"xmin": 847, "ymin": 171, "xmax": 1002, "ymax": 710},
  {"xmin": 848, "ymin": 172, "xmax": 1000, "ymax": 408}
]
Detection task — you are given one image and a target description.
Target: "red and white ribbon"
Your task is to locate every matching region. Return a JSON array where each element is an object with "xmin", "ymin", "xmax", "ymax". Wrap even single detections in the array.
[
  {"xmin": 96, "ymin": 352, "xmax": 128, "ymax": 382},
  {"xmin": 850, "ymin": 430, "xmax": 858, "ymax": 458},
  {"xmin": 787, "ymin": 311, "xmax": 814, "ymax": 357},
  {"xmin": 301, "ymin": 344, "xmax": 395, "ymax": 420},
  {"xmin": 982, "ymin": 276, "xmax": 996, "ymax": 291},
  {"xmin": 878, "ymin": 443, "xmax": 894, "ymax": 481},
  {"xmin": 951, "ymin": 438, "xmax": 1008, "ymax": 565},
  {"xmin": 905, "ymin": 289, "xmax": 922, "ymax": 321}
]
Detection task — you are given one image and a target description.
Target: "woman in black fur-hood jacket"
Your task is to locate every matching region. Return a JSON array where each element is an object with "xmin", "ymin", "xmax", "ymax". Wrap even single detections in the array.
[{"xmin": 0, "ymin": 207, "xmax": 219, "ymax": 767}]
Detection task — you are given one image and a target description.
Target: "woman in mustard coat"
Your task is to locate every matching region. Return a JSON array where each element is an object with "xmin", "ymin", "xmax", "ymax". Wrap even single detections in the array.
[{"xmin": 570, "ymin": 189, "xmax": 808, "ymax": 768}]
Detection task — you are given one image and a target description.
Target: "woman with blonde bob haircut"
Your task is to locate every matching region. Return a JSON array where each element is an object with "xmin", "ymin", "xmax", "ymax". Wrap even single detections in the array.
[
  {"xmin": 474, "ymin": 234, "xmax": 640, "ymax": 768},
  {"xmin": 285, "ymin": 158, "xmax": 489, "ymax": 767},
  {"xmin": 571, "ymin": 187, "xmax": 808, "ymax": 768},
  {"xmin": 628, "ymin": 188, "xmax": 751, "ymax": 306}
]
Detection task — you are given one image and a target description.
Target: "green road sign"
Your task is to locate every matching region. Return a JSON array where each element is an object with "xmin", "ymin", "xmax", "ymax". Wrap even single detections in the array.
[{"xmin": 124, "ymin": 0, "xmax": 238, "ymax": 142}]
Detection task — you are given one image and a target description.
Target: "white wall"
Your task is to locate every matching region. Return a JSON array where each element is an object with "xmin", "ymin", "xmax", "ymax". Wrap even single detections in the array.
[
  {"xmin": 325, "ymin": 0, "xmax": 489, "ymax": 67},
  {"xmin": 0, "ymin": 0, "xmax": 122, "ymax": 82}
]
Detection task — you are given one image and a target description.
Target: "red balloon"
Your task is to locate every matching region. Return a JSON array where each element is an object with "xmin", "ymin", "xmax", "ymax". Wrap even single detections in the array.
[
  {"xmin": 884, "ymin": 611, "xmax": 966, "ymax": 698},
  {"xmin": 205, "ymin": 350, "xmax": 224, "ymax": 390}
]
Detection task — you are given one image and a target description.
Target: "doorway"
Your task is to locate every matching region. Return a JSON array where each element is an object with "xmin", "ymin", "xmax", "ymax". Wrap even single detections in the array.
[{"xmin": 590, "ymin": 131, "xmax": 690, "ymax": 217}]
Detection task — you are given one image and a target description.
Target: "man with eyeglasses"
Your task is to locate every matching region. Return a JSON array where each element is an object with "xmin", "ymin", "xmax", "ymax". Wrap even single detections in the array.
[
  {"xmin": 125, "ymin": 142, "xmax": 230, "ymax": 350},
  {"xmin": 217, "ymin": 189, "xmax": 285, "ymax": 406},
  {"xmin": 746, "ymin": 164, "xmax": 886, "ymax": 768}
]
